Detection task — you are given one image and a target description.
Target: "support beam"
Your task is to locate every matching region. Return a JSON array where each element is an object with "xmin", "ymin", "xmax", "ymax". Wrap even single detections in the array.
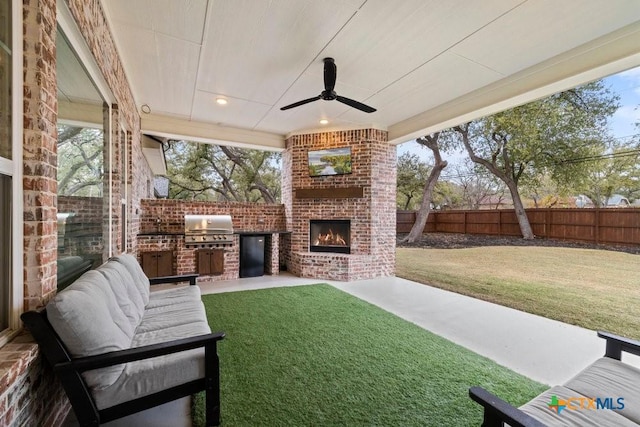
[{"xmin": 141, "ymin": 114, "xmax": 286, "ymax": 151}]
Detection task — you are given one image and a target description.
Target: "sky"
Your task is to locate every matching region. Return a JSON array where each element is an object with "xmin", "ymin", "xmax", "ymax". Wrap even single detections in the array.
[{"xmin": 398, "ymin": 65, "xmax": 640, "ymax": 164}]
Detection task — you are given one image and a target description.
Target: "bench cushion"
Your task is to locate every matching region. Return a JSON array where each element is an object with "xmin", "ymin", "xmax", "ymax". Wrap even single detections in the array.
[
  {"xmin": 47, "ymin": 270, "xmax": 132, "ymax": 389},
  {"xmin": 146, "ymin": 285, "xmax": 201, "ymax": 309},
  {"xmin": 564, "ymin": 357, "xmax": 640, "ymax": 424},
  {"xmin": 519, "ymin": 385, "xmax": 636, "ymax": 427},
  {"xmin": 97, "ymin": 262, "xmax": 145, "ymax": 327},
  {"xmin": 111, "ymin": 253, "xmax": 151, "ymax": 305},
  {"xmin": 91, "ymin": 320, "xmax": 211, "ymax": 409},
  {"xmin": 136, "ymin": 300, "xmax": 207, "ymax": 334}
]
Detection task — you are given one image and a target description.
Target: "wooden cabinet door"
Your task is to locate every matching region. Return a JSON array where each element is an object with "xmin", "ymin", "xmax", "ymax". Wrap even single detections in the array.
[
  {"xmin": 141, "ymin": 251, "xmax": 173, "ymax": 277},
  {"xmin": 141, "ymin": 252, "xmax": 157, "ymax": 277},
  {"xmin": 211, "ymin": 249, "xmax": 224, "ymax": 275},
  {"xmin": 197, "ymin": 249, "xmax": 211, "ymax": 275},
  {"xmin": 197, "ymin": 249, "xmax": 224, "ymax": 275},
  {"xmin": 156, "ymin": 251, "xmax": 173, "ymax": 277}
]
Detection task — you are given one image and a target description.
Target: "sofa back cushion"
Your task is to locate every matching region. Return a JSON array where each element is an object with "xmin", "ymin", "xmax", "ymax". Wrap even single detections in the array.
[
  {"xmin": 97, "ymin": 262, "xmax": 145, "ymax": 328},
  {"xmin": 111, "ymin": 253, "xmax": 151, "ymax": 305},
  {"xmin": 47, "ymin": 270, "xmax": 132, "ymax": 389}
]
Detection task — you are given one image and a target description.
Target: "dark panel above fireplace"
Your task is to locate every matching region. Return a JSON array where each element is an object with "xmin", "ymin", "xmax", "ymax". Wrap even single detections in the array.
[{"xmin": 309, "ymin": 220, "xmax": 350, "ymax": 254}]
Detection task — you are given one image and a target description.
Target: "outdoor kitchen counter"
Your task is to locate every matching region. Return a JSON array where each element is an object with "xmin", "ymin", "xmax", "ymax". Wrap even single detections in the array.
[
  {"xmin": 235, "ymin": 230, "xmax": 291, "ymax": 235},
  {"xmin": 136, "ymin": 231, "xmax": 291, "ymax": 236},
  {"xmin": 137, "ymin": 232, "xmax": 184, "ymax": 236}
]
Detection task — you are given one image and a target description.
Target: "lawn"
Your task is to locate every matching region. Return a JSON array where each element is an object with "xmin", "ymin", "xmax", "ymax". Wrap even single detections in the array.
[
  {"xmin": 194, "ymin": 284, "xmax": 545, "ymax": 426},
  {"xmin": 396, "ymin": 246, "xmax": 640, "ymax": 340}
]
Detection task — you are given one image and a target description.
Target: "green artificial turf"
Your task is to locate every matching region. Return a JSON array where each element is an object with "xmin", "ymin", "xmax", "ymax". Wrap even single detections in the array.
[{"xmin": 193, "ymin": 284, "xmax": 546, "ymax": 426}]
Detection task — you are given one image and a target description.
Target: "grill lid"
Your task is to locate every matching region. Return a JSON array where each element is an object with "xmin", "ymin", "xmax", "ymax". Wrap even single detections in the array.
[{"xmin": 184, "ymin": 214, "xmax": 234, "ymax": 234}]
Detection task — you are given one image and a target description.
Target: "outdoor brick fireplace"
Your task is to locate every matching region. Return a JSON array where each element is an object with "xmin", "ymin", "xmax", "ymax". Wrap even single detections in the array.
[{"xmin": 281, "ymin": 129, "xmax": 396, "ymax": 281}]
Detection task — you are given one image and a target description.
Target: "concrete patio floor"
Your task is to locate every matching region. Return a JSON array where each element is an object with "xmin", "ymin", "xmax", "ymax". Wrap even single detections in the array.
[{"xmin": 66, "ymin": 273, "xmax": 640, "ymax": 426}]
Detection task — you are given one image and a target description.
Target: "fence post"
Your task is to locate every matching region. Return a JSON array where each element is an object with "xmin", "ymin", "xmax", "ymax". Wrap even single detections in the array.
[
  {"xmin": 463, "ymin": 211, "xmax": 467, "ymax": 234},
  {"xmin": 594, "ymin": 206, "xmax": 600, "ymax": 244},
  {"xmin": 498, "ymin": 211, "xmax": 502, "ymax": 235}
]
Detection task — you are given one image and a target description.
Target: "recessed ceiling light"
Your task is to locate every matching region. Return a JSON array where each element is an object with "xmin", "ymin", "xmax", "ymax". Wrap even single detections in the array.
[
  {"xmin": 319, "ymin": 119, "xmax": 329, "ymax": 125},
  {"xmin": 216, "ymin": 98, "xmax": 228, "ymax": 105}
]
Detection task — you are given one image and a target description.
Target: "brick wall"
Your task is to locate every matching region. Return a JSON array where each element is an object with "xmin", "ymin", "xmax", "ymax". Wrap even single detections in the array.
[
  {"xmin": 138, "ymin": 199, "xmax": 287, "ymax": 281},
  {"xmin": 0, "ymin": 335, "xmax": 68, "ymax": 426},
  {"xmin": 282, "ymin": 129, "xmax": 396, "ymax": 281},
  {"xmin": 5, "ymin": 0, "xmax": 155, "ymax": 425},
  {"xmin": 139, "ymin": 199, "xmax": 286, "ymax": 234}
]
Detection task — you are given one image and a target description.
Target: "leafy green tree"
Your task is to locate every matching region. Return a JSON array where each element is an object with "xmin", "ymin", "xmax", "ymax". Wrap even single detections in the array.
[
  {"xmin": 57, "ymin": 124, "xmax": 104, "ymax": 197},
  {"xmin": 452, "ymin": 81, "xmax": 619, "ymax": 239},
  {"xmin": 576, "ymin": 137, "xmax": 640, "ymax": 206},
  {"xmin": 165, "ymin": 141, "xmax": 281, "ymax": 202},
  {"xmin": 396, "ymin": 152, "xmax": 430, "ymax": 210}
]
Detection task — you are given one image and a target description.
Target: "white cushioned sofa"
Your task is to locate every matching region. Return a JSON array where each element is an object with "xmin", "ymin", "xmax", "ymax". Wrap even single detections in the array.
[
  {"xmin": 21, "ymin": 253, "xmax": 224, "ymax": 427},
  {"xmin": 470, "ymin": 331, "xmax": 640, "ymax": 426}
]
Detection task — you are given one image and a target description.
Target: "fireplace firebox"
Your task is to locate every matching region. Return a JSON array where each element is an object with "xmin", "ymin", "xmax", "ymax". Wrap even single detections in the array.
[{"xmin": 309, "ymin": 220, "xmax": 350, "ymax": 254}]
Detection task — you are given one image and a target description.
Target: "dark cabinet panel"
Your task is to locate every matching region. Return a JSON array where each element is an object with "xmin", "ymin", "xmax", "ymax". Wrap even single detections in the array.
[
  {"xmin": 141, "ymin": 251, "xmax": 173, "ymax": 278},
  {"xmin": 197, "ymin": 249, "xmax": 224, "ymax": 275}
]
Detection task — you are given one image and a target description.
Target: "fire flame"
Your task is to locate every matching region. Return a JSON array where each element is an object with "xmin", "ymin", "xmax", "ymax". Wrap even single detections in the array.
[{"xmin": 314, "ymin": 229, "xmax": 347, "ymax": 246}]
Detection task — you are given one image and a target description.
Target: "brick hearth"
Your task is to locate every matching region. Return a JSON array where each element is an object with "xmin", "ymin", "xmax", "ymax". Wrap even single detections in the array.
[{"xmin": 282, "ymin": 129, "xmax": 396, "ymax": 281}]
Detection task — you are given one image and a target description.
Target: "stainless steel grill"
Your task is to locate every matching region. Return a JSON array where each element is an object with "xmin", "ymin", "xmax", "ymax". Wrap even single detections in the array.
[{"xmin": 184, "ymin": 214, "xmax": 234, "ymax": 247}]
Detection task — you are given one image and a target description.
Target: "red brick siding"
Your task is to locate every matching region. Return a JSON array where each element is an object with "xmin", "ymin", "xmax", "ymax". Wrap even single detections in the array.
[
  {"xmin": 283, "ymin": 129, "xmax": 396, "ymax": 281},
  {"xmin": 10, "ymin": 0, "xmax": 155, "ymax": 425},
  {"xmin": 138, "ymin": 200, "xmax": 287, "ymax": 281}
]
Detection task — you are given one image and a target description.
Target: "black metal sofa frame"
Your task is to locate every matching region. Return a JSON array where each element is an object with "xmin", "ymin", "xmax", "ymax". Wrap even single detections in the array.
[
  {"xmin": 21, "ymin": 274, "xmax": 225, "ymax": 427},
  {"xmin": 469, "ymin": 331, "xmax": 640, "ymax": 427}
]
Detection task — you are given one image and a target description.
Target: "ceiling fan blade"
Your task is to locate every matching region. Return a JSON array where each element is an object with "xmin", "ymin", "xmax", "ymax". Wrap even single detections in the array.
[
  {"xmin": 280, "ymin": 95, "xmax": 322, "ymax": 111},
  {"xmin": 336, "ymin": 95, "xmax": 376, "ymax": 113},
  {"xmin": 323, "ymin": 57, "xmax": 336, "ymax": 92}
]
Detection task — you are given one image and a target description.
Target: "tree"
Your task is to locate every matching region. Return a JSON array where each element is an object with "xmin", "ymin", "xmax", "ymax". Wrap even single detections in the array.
[
  {"xmin": 57, "ymin": 124, "xmax": 104, "ymax": 197},
  {"xmin": 451, "ymin": 81, "xmax": 619, "ymax": 239},
  {"xmin": 447, "ymin": 160, "xmax": 505, "ymax": 209},
  {"xmin": 403, "ymin": 133, "xmax": 448, "ymax": 243},
  {"xmin": 396, "ymin": 152, "xmax": 431, "ymax": 210},
  {"xmin": 576, "ymin": 137, "xmax": 640, "ymax": 206},
  {"xmin": 165, "ymin": 141, "xmax": 281, "ymax": 202}
]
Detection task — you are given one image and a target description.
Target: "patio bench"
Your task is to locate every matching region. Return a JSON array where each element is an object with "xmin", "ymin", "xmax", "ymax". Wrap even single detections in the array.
[
  {"xmin": 21, "ymin": 253, "xmax": 225, "ymax": 427},
  {"xmin": 469, "ymin": 331, "xmax": 640, "ymax": 426}
]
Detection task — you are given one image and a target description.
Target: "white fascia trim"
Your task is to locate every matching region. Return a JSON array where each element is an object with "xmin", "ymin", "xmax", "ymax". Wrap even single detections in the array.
[
  {"xmin": 141, "ymin": 113, "xmax": 286, "ymax": 152},
  {"xmin": 11, "ymin": 0, "xmax": 24, "ymax": 332}
]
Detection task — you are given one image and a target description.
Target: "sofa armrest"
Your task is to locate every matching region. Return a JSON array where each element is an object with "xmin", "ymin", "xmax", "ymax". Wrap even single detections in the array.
[
  {"xmin": 598, "ymin": 331, "xmax": 640, "ymax": 360},
  {"xmin": 149, "ymin": 274, "xmax": 199, "ymax": 286},
  {"xmin": 469, "ymin": 387, "xmax": 546, "ymax": 427},
  {"xmin": 54, "ymin": 332, "xmax": 225, "ymax": 373}
]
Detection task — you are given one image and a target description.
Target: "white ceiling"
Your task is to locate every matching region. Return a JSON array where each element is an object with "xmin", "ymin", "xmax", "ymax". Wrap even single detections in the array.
[{"xmin": 98, "ymin": 0, "xmax": 640, "ymax": 149}]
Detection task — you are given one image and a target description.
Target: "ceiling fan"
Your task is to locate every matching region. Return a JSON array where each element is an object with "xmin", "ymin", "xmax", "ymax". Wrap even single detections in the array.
[{"xmin": 280, "ymin": 57, "xmax": 376, "ymax": 113}]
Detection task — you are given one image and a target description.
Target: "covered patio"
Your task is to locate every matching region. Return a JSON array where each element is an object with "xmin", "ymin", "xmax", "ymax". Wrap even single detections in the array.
[
  {"xmin": 64, "ymin": 273, "xmax": 639, "ymax": 426},
  {"xmin": 2, "ymin": 0, "xmax": 640, "ymax": 425}
]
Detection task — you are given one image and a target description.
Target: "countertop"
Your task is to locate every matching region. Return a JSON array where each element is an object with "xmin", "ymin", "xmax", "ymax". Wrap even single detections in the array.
[{"xmin": 138, "ymin": 230, "xmax": 291, "ymax": 237}]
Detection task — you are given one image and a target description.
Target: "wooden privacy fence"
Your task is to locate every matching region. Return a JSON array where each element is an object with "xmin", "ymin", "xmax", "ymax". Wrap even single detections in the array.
[{"xmin": 397, "ymin": 208, "xmax": 640, "ymax": 246}]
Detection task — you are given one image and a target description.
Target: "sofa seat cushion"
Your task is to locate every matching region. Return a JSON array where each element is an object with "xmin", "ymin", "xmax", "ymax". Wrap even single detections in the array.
[
  {"xmin": 519, "ymin": 385, "xmax": 636, "ymax": 427},
  {"xmin": 147, "ymin": 285, "xmax": 201, "ymax": 309},
  {"xmin": 564, "ymin": 357, "xmax": 640, "ymax": 424},
  {"xmin": 135, "ymin": 299, "xmax": 207, "ymax": 334},
  {"xmin": 91, "ymin": 320, "xmax": 212, "ymax": 410},
  {"xmin": 47, "ymin": 271, "xmax": 133, "ymax": 389}
]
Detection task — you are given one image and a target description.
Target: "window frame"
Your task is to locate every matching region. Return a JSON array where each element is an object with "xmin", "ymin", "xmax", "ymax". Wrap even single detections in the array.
[
  {"xmin": 57, "ymin": 2, "xmax": 116, "ymax": 258},
  {"xmin": 0, "ymin": 0, "xmax": 24, "ymax": 347}
]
